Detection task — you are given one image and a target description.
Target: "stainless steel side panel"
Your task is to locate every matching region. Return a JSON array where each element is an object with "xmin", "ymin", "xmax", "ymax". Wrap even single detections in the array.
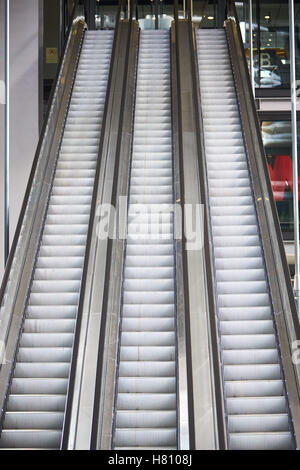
[
  {"xmin": 65, "ymin": 20, "xmax": 139, "ymax": 450},
  {"xmin": 171, "ymin": 20, "xmax": 219, "ymax": 450}
]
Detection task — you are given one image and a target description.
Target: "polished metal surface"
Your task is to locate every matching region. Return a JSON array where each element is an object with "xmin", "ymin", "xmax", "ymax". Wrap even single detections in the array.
[
  {"xmin": 171, "ymin": 20, "xmax": 219, "ymax": 450},
  {"xmin": 64, "ymin": 20, "xmax": 139, "ymax": 450},
  {"xmin": 196, "ymin": 27, "xmax": 295, "ymax": 450},
  {"xmin": 170, "ymin": 21, "xmax": 191, "ymax": 450},
  {"xmin": 0, "ymin": 29, "xmax": 113, "ymax": 450}
]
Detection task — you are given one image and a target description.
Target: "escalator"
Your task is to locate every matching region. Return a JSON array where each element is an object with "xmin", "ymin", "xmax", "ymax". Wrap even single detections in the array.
[
  {"xmin": 196, "ymin": 28, "xmax": 294, "ymax": 450},
  {"xmin": 0, "ymin": 27, "xmax": 114, "ymax": 449},
  {"xmin": 0, "ymin": 0, "xmax": 300, "ymax": 452},
  {"xmin": 112, "ymin": 29, "xmax": 177, "ymax": 450}
]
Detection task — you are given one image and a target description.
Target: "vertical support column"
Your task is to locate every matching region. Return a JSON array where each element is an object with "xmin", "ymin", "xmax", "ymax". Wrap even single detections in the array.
[
  {"xmin": 59, "ymin": 0, "xmax": 63, "ymax": 57},
  {"xmin": 217, "ymin": 0, "xmax": 225, "ymax": 28},
  {"xmin": 9, "ymin": 0, "xmax": 43, "ymax": 259},
  {"xmin": 4, "ymin": 0, "xmax": 9, "ymax": 264},
  {"xmin": 85, "ymin": 0, "xmax": 96, "ymax": 30},
  {"xmin": 289, "ymin": 0, "xmax": 300, "ymax": 310},
  {"xmin": 187, "ymin": 0, "xmax": 192, "ymax": 20},
  {"xmin": 256, "ymin": 0, "xmax": 261, "ymax": 88},
  {"xmin": 249, "ymin": 0, "xmax": 255, "ymax": 94},
  {"xmin": 0, "ymin": 0, "xmax": 4, "ymax": 280},
  {"xmin": 154, "ymin": 0, "xmax": 159, "ymax": 29},
  {"xmin": 0, "ymin": 0, "xmax": 43, "ymax": 281}
]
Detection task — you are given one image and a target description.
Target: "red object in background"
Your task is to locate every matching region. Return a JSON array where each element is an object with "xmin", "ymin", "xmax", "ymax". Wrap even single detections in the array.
[{"xmin": 267, "ymin": 155, "xmax": 300, "ymax": 202}]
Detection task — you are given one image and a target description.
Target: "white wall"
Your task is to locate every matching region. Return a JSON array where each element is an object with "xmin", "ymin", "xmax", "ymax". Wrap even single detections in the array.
[
  {"xmin": 0, "ymin": 0, "xmax": 5, "ymax": 282},
  {"xmin": 0, "ymin": 0, "xmax": 43, "ymax": 281}
]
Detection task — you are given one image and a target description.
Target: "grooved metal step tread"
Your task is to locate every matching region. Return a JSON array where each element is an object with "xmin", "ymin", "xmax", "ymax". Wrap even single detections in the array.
[{"xmin": 112, "ymin": 29, "xmax": 177, "ymax": 451}]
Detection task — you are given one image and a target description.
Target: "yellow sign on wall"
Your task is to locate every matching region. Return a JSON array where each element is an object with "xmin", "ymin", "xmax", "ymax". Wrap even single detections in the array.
[{"xmin": 46, "ymin": 47, "xmax": 58, "ymax": 64}]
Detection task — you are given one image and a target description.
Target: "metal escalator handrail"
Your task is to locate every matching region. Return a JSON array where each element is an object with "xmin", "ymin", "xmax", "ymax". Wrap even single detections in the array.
[
  {"xmin": 61, "ymin": 0, "xmax": 137, "ymax": 449},
  {"xmin": 172, "ymin": 13, "xmax": 226, "ymax": 448},
  {"xmin": 225, "ymin": 16, "xmax": 300, "ymax": 448},
  {"xmin": 174, "ymin": 0, "xmax": 227, "ymax": 448},
  {"xmin": 0, "ymin": 1, "xmax": 85, "ymax": 429},
  {"xmin": 173, "ymin": 0, "xmax": 192, "ymax": 451},
  {"xmin": 225, "ymin": 0, "xmax": 241, "ymax": 26},
  {"xmin": 60, "ymin": 0, "xmax": 123, "ymax": 449},
  {"xmin": 90, "ymin": 18, "xmax": 139, "ymax": 449},
  {"xmin": 171, "ymin": 16, "xmax": 194, "ymax": 450}
]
